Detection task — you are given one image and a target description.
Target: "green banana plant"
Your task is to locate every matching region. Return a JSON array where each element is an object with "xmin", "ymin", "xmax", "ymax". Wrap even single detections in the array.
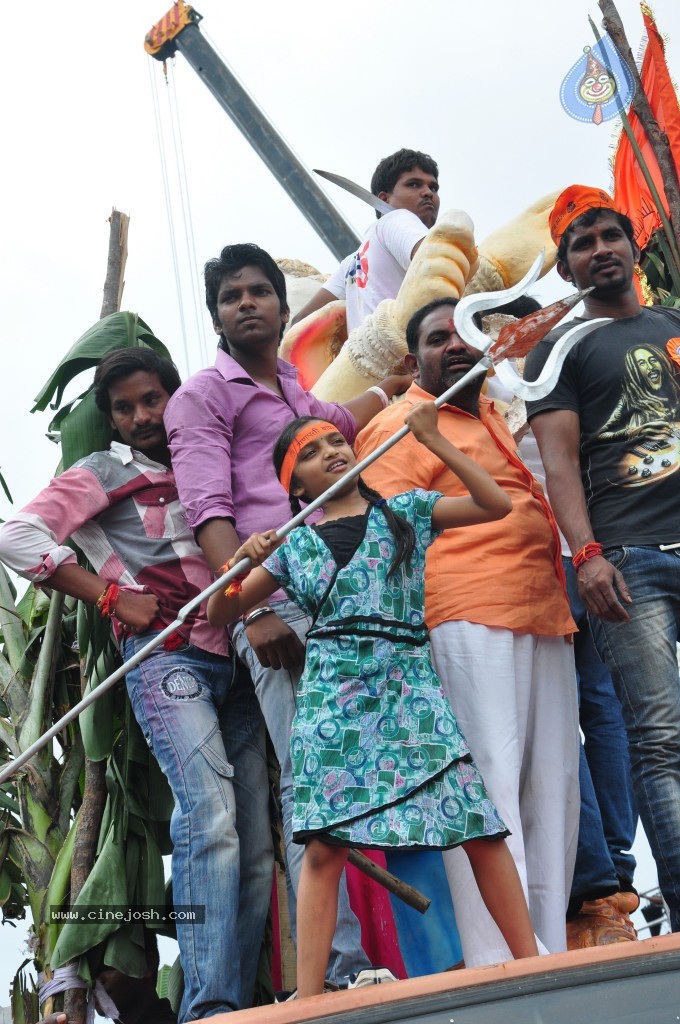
[{"xmin": 0, "ymin": 569, "xmax": 84, "ymax": 1006}]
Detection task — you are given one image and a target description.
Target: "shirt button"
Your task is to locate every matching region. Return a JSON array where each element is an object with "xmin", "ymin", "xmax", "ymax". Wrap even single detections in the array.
[{"xmin": 159, "ymin": 497, "xmax": 165, "ymax": 504}]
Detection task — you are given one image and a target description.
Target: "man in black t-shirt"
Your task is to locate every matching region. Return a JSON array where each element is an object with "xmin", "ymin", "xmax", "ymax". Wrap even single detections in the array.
[{"xmin": 525, "ymin": 184, "xmax": 680, "ymax": 933}]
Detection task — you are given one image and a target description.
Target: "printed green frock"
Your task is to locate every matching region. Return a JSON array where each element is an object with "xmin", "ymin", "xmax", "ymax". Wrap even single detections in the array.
[{"xmin": 263, "ymin": 489, "xmax": 507, "ymax": 849}]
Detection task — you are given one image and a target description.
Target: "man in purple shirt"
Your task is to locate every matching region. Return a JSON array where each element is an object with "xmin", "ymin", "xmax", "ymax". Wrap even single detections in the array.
[{"xmin": 164, "ymin": 243, "xmax": 409, "ymax": 988}]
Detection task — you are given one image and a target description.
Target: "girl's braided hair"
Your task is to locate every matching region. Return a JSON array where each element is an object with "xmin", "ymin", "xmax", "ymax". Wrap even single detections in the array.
[{"xmin": 273, "ymin": 417, "xmax": 415, "ymax": 580}]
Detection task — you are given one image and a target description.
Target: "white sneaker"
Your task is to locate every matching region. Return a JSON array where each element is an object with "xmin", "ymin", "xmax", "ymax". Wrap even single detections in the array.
[
  {"xmin": 277, "ymin": 981, "xmax": 339, "ymax": 1002},
  {"xmin": 347, "ymin": 967, "xmax": 398, "ymax": 989}
]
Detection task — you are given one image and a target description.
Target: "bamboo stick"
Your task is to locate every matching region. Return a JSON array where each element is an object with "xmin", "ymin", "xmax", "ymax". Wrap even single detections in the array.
[{"xmin": 348, "ymin": 850, "xmax": 431, "ymax": 914}]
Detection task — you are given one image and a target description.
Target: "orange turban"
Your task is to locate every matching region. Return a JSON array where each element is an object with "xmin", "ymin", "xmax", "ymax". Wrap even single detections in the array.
[{"xmin": 549, "ymin": 185, "xmax": 618, "ymax": 245}]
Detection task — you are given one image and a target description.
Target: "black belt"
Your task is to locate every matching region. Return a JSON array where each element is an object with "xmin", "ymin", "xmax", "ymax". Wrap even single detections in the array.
[{"xmin": 308, "ymin": 618, "xmax": 428, "ymax": 647}]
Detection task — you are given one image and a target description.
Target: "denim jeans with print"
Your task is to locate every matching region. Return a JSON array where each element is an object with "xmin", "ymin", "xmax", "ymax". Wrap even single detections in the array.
[
  {"xmin": 232, "ymin": 598, "xmax": 371, "ymax": 986},
  {"xmin": 123, "ymin": 633, "xmax": 273, "ymax": 1021},
  {"xmin": 589, "ymin": 545, "xmax": 680, "ymax": 930}
]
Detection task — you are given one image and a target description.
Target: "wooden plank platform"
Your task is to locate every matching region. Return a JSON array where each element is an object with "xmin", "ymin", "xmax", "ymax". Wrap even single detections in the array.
[{"xmin": 196, "ymin": 933, "xmax": 680, "ymax": 1023}]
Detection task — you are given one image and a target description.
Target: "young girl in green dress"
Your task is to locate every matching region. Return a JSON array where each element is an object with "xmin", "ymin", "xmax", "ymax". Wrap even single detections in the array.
[{"xmin": 207, "ymin": 401, "xmax": 539, "ymax": 996}]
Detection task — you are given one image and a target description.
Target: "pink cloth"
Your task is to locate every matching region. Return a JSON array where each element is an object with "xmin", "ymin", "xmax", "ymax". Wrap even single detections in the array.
[{"xmin": 345, "ymin": 853, "xmax": 408, "ymax": 980}]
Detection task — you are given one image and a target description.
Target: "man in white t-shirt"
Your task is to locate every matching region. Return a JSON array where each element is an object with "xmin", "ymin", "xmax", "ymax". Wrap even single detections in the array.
[{"xmin": 291, "ymin": 148, "xmax": 440, "ymax": 332}]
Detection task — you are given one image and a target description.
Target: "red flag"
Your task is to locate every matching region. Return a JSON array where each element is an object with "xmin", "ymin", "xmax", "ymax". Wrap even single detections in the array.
[{"xmin": 613, "ymin": 3, "xmax": 680, "ymax": 250}]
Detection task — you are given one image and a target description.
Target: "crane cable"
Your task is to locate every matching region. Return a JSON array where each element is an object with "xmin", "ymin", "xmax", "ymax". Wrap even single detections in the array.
[
  {"xmin": 166, "ymin": 62, "xmax": 210, "ymax": 368},
  {"xmin": 147, "ymin": 58, "xmax": 209, "ymax": 374},
  {"xmin": 147, "ymin": 57, "xmax": 191, "ymax": 375}
]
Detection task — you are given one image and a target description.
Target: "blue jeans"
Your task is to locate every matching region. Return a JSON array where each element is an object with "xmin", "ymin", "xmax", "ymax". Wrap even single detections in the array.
[
  {"xmin": 589, "ymin": 545, "xmax": 680, "ymax": 930},
  {"xmin": 123, "ymin": 634, "xmax": 273, "ymax": 1021},
  {"xmin": 563, "ymin": 560, "xmax": 637, "ymax": 900},
  {"xmin": 233, "ymin": 599, "xmax": 371, "ymax": 986}
]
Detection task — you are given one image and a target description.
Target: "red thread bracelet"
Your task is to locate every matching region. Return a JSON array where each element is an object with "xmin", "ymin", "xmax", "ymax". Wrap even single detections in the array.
[
  {"xmin": 573, "ymin": 543, "xmax": 604, "ymax": 570},
  {"xmin": 96, "ymin": 583, "xmax": 120, "ymax": 618},
  {"xmin": 219, "ymin": 563, "xmax": 249, "ymax": 599}
]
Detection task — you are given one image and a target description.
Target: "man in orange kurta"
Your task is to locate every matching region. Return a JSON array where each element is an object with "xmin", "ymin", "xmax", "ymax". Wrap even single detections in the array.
[{"xmin": 355, "ymin": 297, "xmax": 579, "ymax": 968}]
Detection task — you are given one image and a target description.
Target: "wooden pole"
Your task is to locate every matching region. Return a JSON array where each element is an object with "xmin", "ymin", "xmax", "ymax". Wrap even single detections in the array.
[
  {"xmin": 589, "ymin": 13, "xmax": 680, "ymax": 281},
  {"xmin": 597, "ymin": 1, "xmax": 680, "ymax": 282},
  {"xmin": 100, "ymin": 209, "xmax": 130, "ymax": 319},
  {"xmin": 64, "ymin": 209, "xmax": 129, "ymax": 1024},
  {"xmin": 348, "ymin": 850, "xmax": 431, "ymax": 914}
]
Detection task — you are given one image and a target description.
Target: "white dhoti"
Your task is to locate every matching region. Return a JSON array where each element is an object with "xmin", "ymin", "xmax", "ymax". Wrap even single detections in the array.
[{"xmin": 430, "ymin": 621, "xmax": 580, "ymax": 967}]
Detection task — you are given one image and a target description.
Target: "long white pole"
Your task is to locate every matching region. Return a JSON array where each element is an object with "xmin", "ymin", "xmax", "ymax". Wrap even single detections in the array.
[{"xmin": 0, "ymin": 358, "xmax": 492, "ymax": 786}]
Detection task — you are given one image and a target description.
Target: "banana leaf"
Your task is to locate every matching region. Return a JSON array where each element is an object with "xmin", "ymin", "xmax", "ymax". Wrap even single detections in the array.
[
  {"xmin": 10, "ymin": 961, "xmax": 39, "ymax": 1024},
  {"xmin": 33, "ymin": 312, "xmax": 170, "ymax": 414},
  {"xmin": 0, "ymin": 866, "xmax": 11, "ymax": 904},
  {"xmin": 100, "ymin": 920, "xmax": 149, "ymax": 978},
  {"xmin": 51, "ymin": 818, "xmax": 128, "ymax": 966},
  {"xmin": 0, "ymin": 468, "xmax": 12, "ymax": 504},
  {"xmin": 52, "ymin": 812, "xmax": 169, "ymax": 974},
  {"xmin": 0, "ymin": 791, "xmax": 19, "ymax": 814},
  {"xmin": 44, "ymin": 811, "xmax": 80, "ymax": 961},
  {"xmin": 33, "ymin": 312, "xmax": 170, "ymax": 472},
  {"xmin": 15, "ymin": 582, "xmax": 51, "ymax": 628},
  {"xmin": 166, "ymin": 957, "xmax": 184, "ymax": 1015},
  {"xmin": 54, "ymin": 390, "xmax": 113, "ymax": 473},
  {"xmin": 642, "ymin": 228, "xmax": 680, "ymax": 305},
  {"xmin": 156, "ymin": 963, "xmax": 171, "ymax": 1000},
  {"xmin": 79, "ymin": 636, "xmax": 121, "ymax": 762}
]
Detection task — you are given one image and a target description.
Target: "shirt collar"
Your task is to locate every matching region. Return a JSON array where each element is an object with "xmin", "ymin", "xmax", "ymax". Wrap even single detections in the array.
[
  {"xmin": 109, "ymin": 440, "xmax": 170, "ymax": 472},
  {"xmin": 214, "ymin": 346, "xmax": 298, "ymax": 384},
  {"xmin": 110, "ymin": 440, "xmax": 134, "ymax": 464}
]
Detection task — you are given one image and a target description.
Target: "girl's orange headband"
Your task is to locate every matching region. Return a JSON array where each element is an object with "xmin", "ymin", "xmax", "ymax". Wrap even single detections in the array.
[{"xmin": 279, "ymin": 421, "xmax": 338, "ymax": 494}]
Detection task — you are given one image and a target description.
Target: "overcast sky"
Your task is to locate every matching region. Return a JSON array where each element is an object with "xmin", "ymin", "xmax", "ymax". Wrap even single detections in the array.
[{"xmin": 0, "ymin": 0, "xmax": 677, "ymax": 997}]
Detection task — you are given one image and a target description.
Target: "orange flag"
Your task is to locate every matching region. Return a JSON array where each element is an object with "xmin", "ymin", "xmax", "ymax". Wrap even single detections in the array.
[{"xmin": 613, "ymin": 3, "xmax": 680, "ymax": 250}]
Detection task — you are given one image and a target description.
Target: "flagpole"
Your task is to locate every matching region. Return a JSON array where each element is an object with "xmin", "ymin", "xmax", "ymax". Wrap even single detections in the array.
[
  {"xmin": 599, "ymin": 0, "xmax": 680, "ymax": 231},
  {"xmin": 590, "ymin": 10, "xmax": 680, "ymax": 290}
]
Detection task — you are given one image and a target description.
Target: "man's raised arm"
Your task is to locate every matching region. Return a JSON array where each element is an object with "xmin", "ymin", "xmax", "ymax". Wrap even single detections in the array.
[{"xmin": 289, "ymin": 287, "xmax": 339, "ymax": 328}]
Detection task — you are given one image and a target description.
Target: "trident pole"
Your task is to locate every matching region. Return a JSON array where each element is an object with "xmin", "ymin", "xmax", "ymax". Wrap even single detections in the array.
[
  {"xmin": 4, "ymin": 249, "xmax": 569, "ymax": 786},
  {"xmin": 0, "ymin": 360, "xmax": 492, "ymax": 787}
]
